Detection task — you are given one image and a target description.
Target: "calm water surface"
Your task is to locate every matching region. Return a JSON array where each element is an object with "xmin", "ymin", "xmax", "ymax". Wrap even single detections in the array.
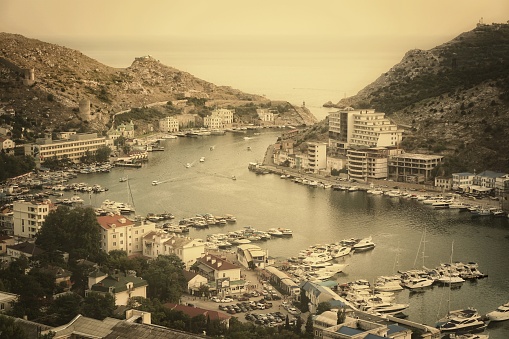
[{"xmin": 69, "ymin": 131, "xmax": 509, "ymax": 338}]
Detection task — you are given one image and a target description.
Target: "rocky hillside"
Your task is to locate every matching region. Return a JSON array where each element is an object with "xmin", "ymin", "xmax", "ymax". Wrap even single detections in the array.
[
  {"xmin": 327, "ymin": 23, "xmax": 509, "ymax": 173},
  {"xmin": 0, "ymin": 33, "xmax": 315, "ymax": 136}
]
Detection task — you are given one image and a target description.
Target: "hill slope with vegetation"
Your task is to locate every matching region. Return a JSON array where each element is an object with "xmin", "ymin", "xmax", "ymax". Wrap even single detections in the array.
[{"xmin": 327, "ymin": 23, "xmax": 509, "ymax": 173}]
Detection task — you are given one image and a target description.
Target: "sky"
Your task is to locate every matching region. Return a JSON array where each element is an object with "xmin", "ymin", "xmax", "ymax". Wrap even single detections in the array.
[{"xmin": 1, "ymin": 1, "xmax": 508, "ymax": 107}]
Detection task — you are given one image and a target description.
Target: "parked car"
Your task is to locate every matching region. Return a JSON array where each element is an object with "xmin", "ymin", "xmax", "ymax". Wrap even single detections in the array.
[
  {"xmin": 221, "ymin": 297, "xmax": 234, "ymax": 303},
  {"xmin": 211, "ymin": 296, "xmax": 221, "ymax": 303}
]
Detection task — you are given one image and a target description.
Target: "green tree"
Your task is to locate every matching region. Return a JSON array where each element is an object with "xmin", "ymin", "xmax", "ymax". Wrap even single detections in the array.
[
  {"xmin": 0, "ymin": 315, "xmax": 29, "ymax": 339},
  {"xmin": 82, "ymin": 292, "xmax": 115, "ymax": 320},
  {"xmin": 337, "ymin": 306, "xmax": 347, "ymax": 324},
  {"xmin": 46, "ymin": 293, "xmax": 83, "ymax": 326},
  {"xmin": 316, "ymin": 301, "xmax": 331, "ymax": 315},
  {"xmin": 142, "ymin": 255, "xmax": 186, "ymax": 302},
  {"xmin": 95, "ymin": 145, "xmax": 111, "ymax": 163},
  {"xmin": 36, "ymin": 206, "xmax": 102, "ymax": 262},
  {"xmin": 305, "ymin": 314, "xmax": 314, "ymax": 337}
]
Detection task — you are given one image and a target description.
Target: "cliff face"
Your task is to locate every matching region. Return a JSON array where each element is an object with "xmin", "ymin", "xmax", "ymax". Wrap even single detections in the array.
[
  {"xmin": 328, "ymin": 23, "xmax": 509, "ymax": 172},
  {"xmin": 0, "ymin": 33, "xmax": 313, "ymax": 136}
]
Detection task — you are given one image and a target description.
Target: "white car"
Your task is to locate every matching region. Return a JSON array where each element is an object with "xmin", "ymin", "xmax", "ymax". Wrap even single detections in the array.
[
  {"xmin": 211, "ymin": 296, "xmax": 221, "ymax": 303},
  {"xmin": 221, "ymin": 297, "xmax": 233, "ymax": 303}
]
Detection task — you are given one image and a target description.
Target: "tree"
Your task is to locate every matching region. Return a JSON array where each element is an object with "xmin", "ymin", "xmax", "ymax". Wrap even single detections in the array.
[
  {"xmin": 95, "ymin": 145, "xmax": 111, "ymax": 163},
  {"xmin": 82, "ymin": 292, "xmax": 115, "ymax": 320},
  {"xmin": 293, "ymin": 316, "xmax": 302, "ymax": 335},
  {"xmin": 142, "ymin": 255, "xmax": 186, "ymax": 302},
  {"xmin": 305, "ymin": 314, "xmax": 314, "ymax": 337},
  {"xmin": 0, "ymin": 315, "xmax": 29, "ymax": 339},
  {"xmin": 337, "ymin": 306, "xmax": 347, "ymax": 325},
  {"xmin": 46, "ymin": 293, "xmax": 83, "ymax": 326},
  {"xmin": 316, "ymin": 301, "xmax": 331, "ymax": 315},
  {"xmin": 36, "ymin": 206, "xmax": 102, "ymax": 262}
]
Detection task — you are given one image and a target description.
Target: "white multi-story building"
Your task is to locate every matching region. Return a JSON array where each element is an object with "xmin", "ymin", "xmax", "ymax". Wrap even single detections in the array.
[
  {"xmin": 236, "ymin": 244, "xmax": 268, "ymax": 269},
  {"xmin": 25, "ymin": 133, "xmax": 108, "ymax": 164},
  {"xmin": 452, "ymin": 172, "xmax": 475, "ymax": 190},
  {"xmin": 96, "ymin": 215, "xmax": 156, "ymax": 255},
  {"xmin": 13, "ymin": 200, "xmax": 53, "ymax": 239},
  {"xmin": 307, "ymin": 142, "xmax": 327, "ymax": 173},
  {"xmin": 142, "ymin": 230, "xmax": 205, "ymax": 269},
  {"xmin": 389, "ymin": 153, "xmax": 444, "ymax": 183},
  {"xmin": 347, "ymin": 148, "xmax": 391, "ymax": 180},
  {"xmin": 329, "ymin": 108, "xmax": 403, "ymax": 150},
  {"xmin": 204, "ymin": 108, "xmax": 234, "ymax": 129},
  {"xmin": 0, "ymin": 137, "xmax": 15, "ymax": 152},
  {"xmin": 256, "ymin": 108, "xmax": 275, "ymax": 124},
  {"xmin": 158, "ymin": 116, "xmax": 180, "ymax": 133}
]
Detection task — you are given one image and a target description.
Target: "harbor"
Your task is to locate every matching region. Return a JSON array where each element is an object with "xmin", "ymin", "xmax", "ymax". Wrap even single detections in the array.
[{"xmin": 2, "ymin": 130, "xmax": 509, "ymax": 338}]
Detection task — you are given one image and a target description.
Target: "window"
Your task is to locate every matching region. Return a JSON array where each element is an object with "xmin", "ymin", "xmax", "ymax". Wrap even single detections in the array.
[
  {"xmin": 113, "ymin": 242, "xmax": 116, "ymax": 246},
  {"xmin": 113, "ymin": 234, "xmax": 116, "ymax": 238}
]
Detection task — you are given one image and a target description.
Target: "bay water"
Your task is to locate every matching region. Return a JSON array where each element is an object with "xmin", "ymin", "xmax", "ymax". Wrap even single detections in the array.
[{"xmin": 65, "ymin": 131, "xmax": 509, "ymax": 338}]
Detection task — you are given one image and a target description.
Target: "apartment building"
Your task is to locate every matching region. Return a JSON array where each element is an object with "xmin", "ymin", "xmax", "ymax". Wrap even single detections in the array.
[
  {"xmin": 96, "ymin": 215, "xmax": 156, "ymax": 255},
  {"xmin": 452, "ymin": 172, "xmax": 475, "ymax": 190},
  {"xmin": 388, "ymin": 153, "xmax": 444, "ymax": 183},
  {"xmin": 143, "ymin": 230, "xmax": 205, "ymax": 269},
  {"xmin": 204, "ymin": 108, "xmax": 234, "ymax": 129},
  {"xmin": 329, "ymin": 108, "xmax": 402, "ymax": 150},
  {"xmin": 307, "ymin": 142, "xmax": 327, "ymax": 173},
  {"xmin": 25, "ymin": 133, "xmax": 108, "ymax": 164},
  {"xmin": 13, "ymin": 200, "xmax": 54, "ymax": 239},
  {"xmin": 158, "ymin": 116, "xmax": 180, "ymax": 133},
  {"xmin": 347, "ymin": 147, "xmax": 395, "ymax": 180}
]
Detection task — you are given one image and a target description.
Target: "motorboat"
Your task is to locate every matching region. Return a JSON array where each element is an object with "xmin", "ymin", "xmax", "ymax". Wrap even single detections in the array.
[
  {"xmin": 374, "ymin": 276, "xmax": 404, "ymax": 292},
  {"xmin": 353, "ymin": 236, "xmax": 375, "ymax": 252},
  {"xmin": 330, "ymin": 246, "xmax": 352, "ymax": 258},
  {"xmin": 403, "ymin": 277, "xmax": 434, "ymax": 290},
  {"xmin": 486, "ymin": 302, "xmax": 509, "ymax": 321},
  {"xmin": 437, "ymin": 317, "xmax": 487, "ymax": 335},
  {"xmin": 278, "ymin": 228, "xmax": 293, "ymax": 236},
  {"xmin": 357, "ymin": 298, "xmax": 409, "ymax": 315},
  {"xmin": 151, "ymin": 180, "xmax": 160, "ymax": 186},
  {"xmin": 200, "ymin": 157, "xmax": 205, "ymax": 162},
  {"xmin": 302, "ymin": 252, "xmax": 334, "ymax": 265},
  {"xmin": 267, "ymin": 228, "xmax": 283, "ymax": 237},
  {"xmin": 69, "ymin": 195, "xmax": 84, "ymax": 204},
  {"xmin": 119, "ymin": 177, "xmax": 127, "ymax": 182},
  {"xmin": 437, "ymin": 273, "xmax": 465, "ymax": 285}
]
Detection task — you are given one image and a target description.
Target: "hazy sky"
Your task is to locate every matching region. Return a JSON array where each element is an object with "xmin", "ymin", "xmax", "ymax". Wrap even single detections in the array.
[{"xmin": 1, "ymin": 1, "xmax": 508, "ymax": 106}]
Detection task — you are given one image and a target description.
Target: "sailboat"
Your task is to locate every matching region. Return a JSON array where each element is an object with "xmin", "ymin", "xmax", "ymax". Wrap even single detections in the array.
[
  {"xmin": 437, "ymin": 241, "xmax": 465, "ymax": 285},
  {"xmin": 401, "ymin": 228, "xmax": 434, "ymax": 290}
]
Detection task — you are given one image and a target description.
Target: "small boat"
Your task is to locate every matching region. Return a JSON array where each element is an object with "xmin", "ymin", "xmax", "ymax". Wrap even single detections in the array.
[
  {"xmin": 119, "ymin": 177, "xmax": 128, "ymax": 182},
  {"xmin": 247, "ymin": 146, "xmax": 251, "ymax": 151},
  {"xmin": 278, "ymin": 228, "xmax": 293, "ymax": 236},
  {"xmin": 231, "ymin": 176, "xmax": 237, "ymax": 180},
  {"xmin": 152, "ymin": 180, "xmax": 160, "ymax": 186},
  {"xmin": 353, "ymin": 236, "xmax": 375, "ymax": 252},
  {"xmin": 486, "ymin": 302, "xmax": 509, "ymax": 321},
  {"xmin": 330, "ymin": 246, "xmax": 352, "ymax": 258},
  {"xmin": 185, "ymin": 163, "xmax": 192, "ymax": 168},
  {"xmin": 210, "ymin": 145, "xmax": 215, "ymax": 151},
  {"xmin": 200, "ymin": 157, "xmax": 205, "ymax": 162},
  {"xmin": 403, "ymin": 277, "xmax": 434, "ymax": 290},
  {"xmin": 267, "ymin": 228, "xmax": 283, "ymax": 237}
]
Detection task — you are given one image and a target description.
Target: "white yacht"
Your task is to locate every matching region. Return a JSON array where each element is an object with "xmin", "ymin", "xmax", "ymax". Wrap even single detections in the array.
[
  {"xmin": 330, "ymin": 246, "xmax": 352, "ymax": 258},
  {"xmin": 486, "ymin": 302, "xmax": 509, "ymax": 321},
  {"xmin": 403, "ymin": 277, "xmax": 434, "ymax": 290},
  {"xmin": 267, "ymin": 228, "xmax": 283, "ymax": 237},
  {"xmin": 278, "ymin": 228, "xmax": 293, "ymax": 236},
  {"xmin": 302, "ymin": 252, "xmax": 334, "ymax": 265},
  {"xmin": 353, "ymin": 236, "xmax": 375, "ymax": 252},
  {"xmin": 199, "ymin": 157, "xmax": 205, "ymax": 162}
]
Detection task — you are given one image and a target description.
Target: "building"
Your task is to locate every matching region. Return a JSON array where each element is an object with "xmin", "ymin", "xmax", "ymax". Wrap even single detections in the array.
[
  {"xmin": 307, "ymin": 142, "xmax": 327, "ymax": 173},
  {"xmin": 25, "ymin": 133, "xmax": 108, "ymax": 164},
  {"xmin": 55, "ymin": 131, "xmax": 76, "ymax": 140},
  {"xmin": 236, "ymin": 244, "xmax": 268, "ymax": 269},
  {"xmin": 203, "ymin": 108, "xmax": 234, "ymax": 129},
  {"xmin": 163, "ymin": 303, "xmax": 231, "ymax": 329},
  {"xmin": 0, "ymin": 291, "xmax": 18, "ymax": 313},
  {"xmin": 12, "ymin": 200, "xmax": 53, "ymax": 239},
  {"xmin": 346, "ymin": 147, "xmax": 401, "ymax": 181},
  {"xmin": 6, "ymin": 241, "xmax": 45, "ymax": 260},
  {"xmin": 0, "ymin": 137, "xmax": 15, "ymax": 152},
  {"xmin": 495, "ymin": 174, "xmax": 509, "ymax": 196},
  {"xmin": 0, "ymin": 235, "xmax": 15, "ymax": 258},
  {"xmin": 87, "ymin": 270, "xmax": 148, "ymax": 306},
  {"xmin": 97, "ymin": 214, "xmax": 156, "ymax": 255},
  {"xmin": 183, "ymin": 270, "xmax": 208, "ymax": 295},
  {"xmin": 435, "ymin": 176, "xmax": 453, "ymax": 191},
  {"xmin": 452, "ymin": 172, "xmax": 475, "ymax": 190},
  {"xmin": 256, "ymin": 108, "xmax": 275, "ymax": 125},
  {"xmin": 192, "ymin": 253, "xmax": 247, "ymax": 296},
  {"xmin": 299, "ymin": 281, "xmax": 340, "ymax": 314},
  {"xmin": 0, "ymin": 205, "xmax": 14, "ymax": 235},
  {"xmin": 474, "ymin": 170, "xmax": 506, "ymax": 189},
  {"xmin": 388, "ymin": 153, "xmax": 444, "ymax": 183},
  {"xmin": 158, "ymin": 116, "xmax": 180, "ymax": 133},
  {"xmin": 143, "ymin": 230, "xmax": 205, "ymax": 269},
  {"xmin": 263, "ymin": 266, "xmax": 300, "ymax": 297},
  {"xmin": 107, "ymin": 121, "xmax": 135, "ymax": 141},
  {"xmin": 328, "ymin": 108, "xmax": 403, "ymax": 150}
]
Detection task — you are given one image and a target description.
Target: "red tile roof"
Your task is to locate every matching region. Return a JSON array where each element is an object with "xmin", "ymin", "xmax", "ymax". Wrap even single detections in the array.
[
  {"xmin": 96, "ymin": 215, "xmax": 134, "ymax": 230},
  {"xmin": 196, "ymin": 253, "xmax": 239, "ymax": 271}
]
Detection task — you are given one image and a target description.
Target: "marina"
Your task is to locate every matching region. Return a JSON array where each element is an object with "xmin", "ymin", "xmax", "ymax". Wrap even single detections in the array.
[{"xmin": 2, "ymin": 130, "xmax": 509, "ymax": 338}]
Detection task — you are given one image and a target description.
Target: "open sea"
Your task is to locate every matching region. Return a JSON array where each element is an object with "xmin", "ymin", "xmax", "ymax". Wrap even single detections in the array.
[{"xmin": 60, "ymin": 131, "xmax": 509, "ymax": 338}]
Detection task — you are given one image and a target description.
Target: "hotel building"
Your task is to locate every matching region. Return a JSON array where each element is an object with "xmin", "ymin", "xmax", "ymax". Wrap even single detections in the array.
[{"xmin": 388, "ymin": 153, "xmax": 444, "ymax": 183}]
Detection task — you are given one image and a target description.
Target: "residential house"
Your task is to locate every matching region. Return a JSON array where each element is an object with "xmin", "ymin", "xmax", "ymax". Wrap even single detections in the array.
[
  {"xmin": 192, "ymin": 253, "xmax": 247, "ymax": 296},
  {"xmin": 0, "ymin": 291, "xmax": 17, "ymax": 313},
  {"xmin": 256, "ymin": 108, "xmax": 276, "ymax": 125},
  {"xmin": 183, "ymin": 270, "xmax": 208, "ymax": 296},
  {"xmin": 236, "ymin": 244, "xmax": 268, "ymax": 269},
  {"xmin": 41, "ymin": 266, "xmax": 73, "ymax": 292},
  {"xmin": 0, "ymin": 137, "xmax": 15, "ymax": 152},
  {"xmin": 164, "ymin": 303, "xmax": 231, "ymax": 329},
  {"xmin": 299, "ymin": 281, "xmax": 339, "ymax": 314},
  {"xmin": 435, "ymin": 176, "xmax": 453, "ymax": 191},
  {"xmin": 143, "ymin": 231, "xmax": 205, "ymax": 269},
  {"xmin": 0, "ymin": 235, "xmax": 15, "ymax": 258},
  {"xmin": 6, "ymin": 241, "xmax": 45, "ymax": 260},
  {"xmin": 86, "ymin": 270, "xmax": 148, "ymax": 306},
  {"xmin": 474, "ymin": 170, "xmax": 506, "ymax": 193},
  {"xmin": 107, "ymin": 121, "xmax": 135, "ymax": 142},
  {"xmin": 97, "ymin": 214, "xmax": 156, "ymax": 255}
]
